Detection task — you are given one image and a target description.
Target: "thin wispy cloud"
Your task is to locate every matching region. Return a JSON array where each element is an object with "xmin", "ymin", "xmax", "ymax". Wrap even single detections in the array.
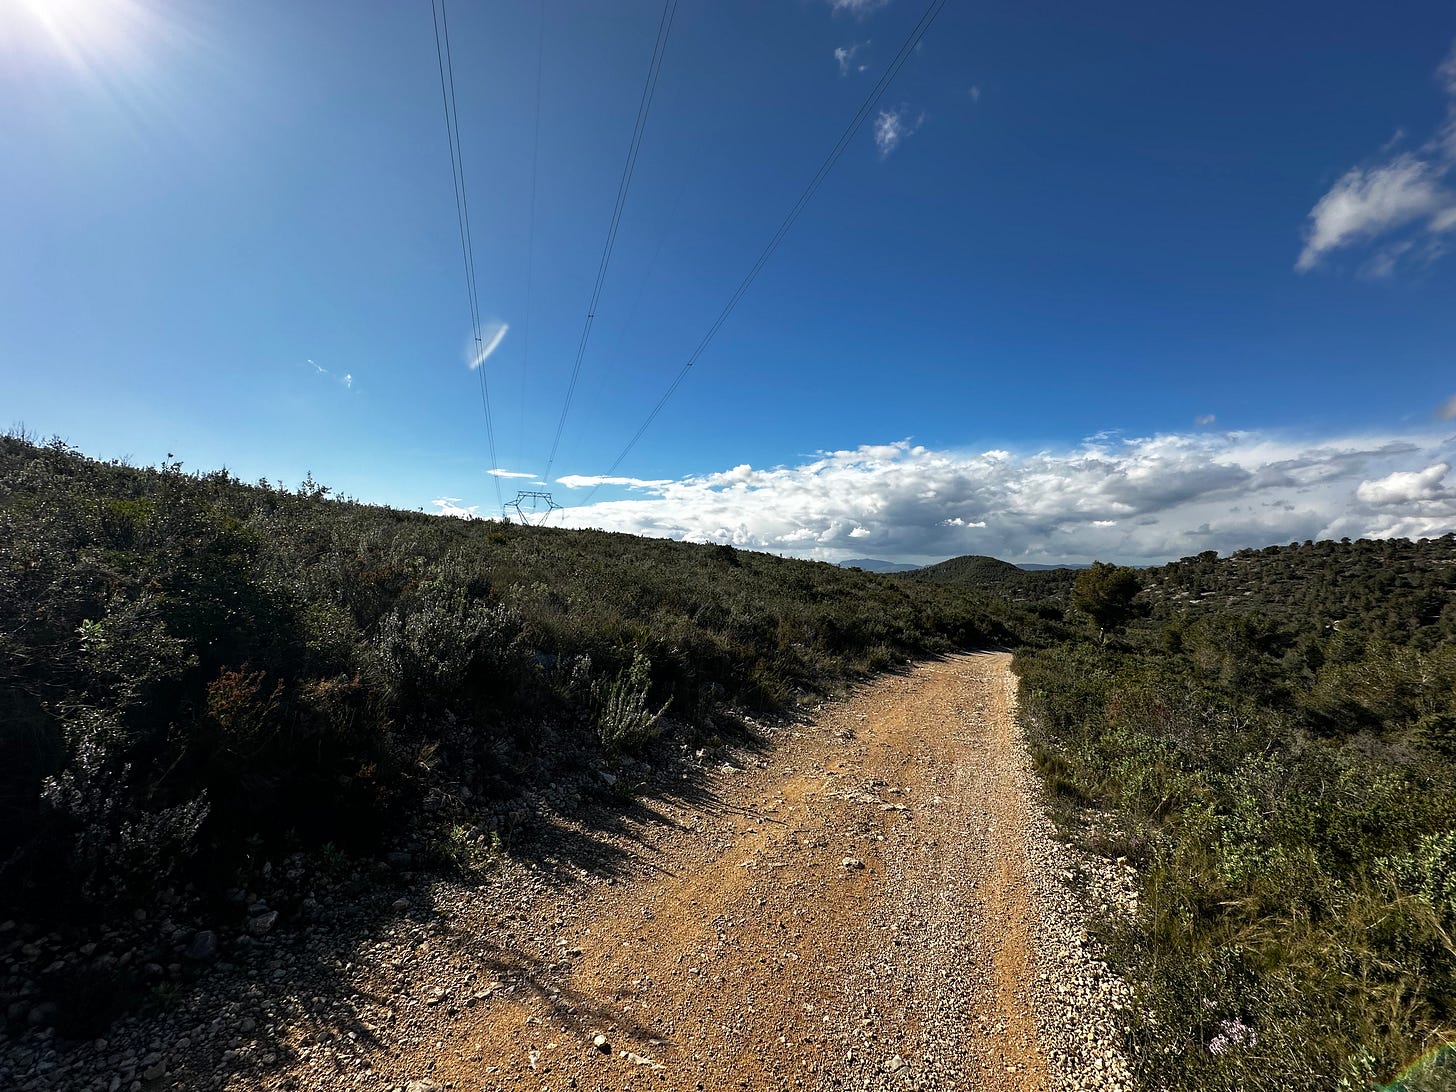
[
  {"xmin": 874, "ymin": 106, "xmax": 924, "ymax": 158},
  {"xmin": 1297, "ymin": 156, "xmax": 1453, "ymax": 272},
  {"xmin": 487, "ymin": 467, "xmax": 535, "ymax": 479},
  {"xmin": 1194, "ymin": 414, "xmax": 1217, "ymax": 426},
  {"xmin": 1362, "ymin": 239, "xmax": 1416, "ymax": 279},
  {"xmin": 827, "ymin": 0, "xmax": 891, "ymax": 16},
  {"xmin": 546, "ymin": 430, "xmax": 1456, "ymax": 565},
  {"xmin": 468, "ymin": 321, "xmax": 509, "ymax": 370},
  {"xmin": 306, "ymin": 358, "xmax": 355, "ymax": 392},
  {"xmin": 1297, "ymin": 39, "xmax": 1456, "ymax": 274},
  {"xmin": 834, "ymin": 41, "xmax": 869, "ymax": 76},
  {"xmin": 1439, "ymin": 394, "xmax": 1456, "ymax": 420},
  {"xmin": 968, "ymin": 85, "xmax": 981, "ymax": 103}
]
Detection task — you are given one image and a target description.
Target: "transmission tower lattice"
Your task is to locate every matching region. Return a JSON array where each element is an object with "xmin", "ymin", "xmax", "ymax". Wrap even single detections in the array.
[{"xmin": 506, "ymin": 491, "xmax": 563, "ymax": 526}]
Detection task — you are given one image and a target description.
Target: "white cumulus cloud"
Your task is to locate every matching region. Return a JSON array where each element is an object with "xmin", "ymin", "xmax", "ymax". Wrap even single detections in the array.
[
  {"xmin": 1356, "ymin": 462, "xmax": 1451, "ymax": 505},
  {"xmin": 543, "ymin": 431, "xmax": 1456, "ymax": 565},
  {"xmin": 834, "ymin": 41, "xmax": 869, "ymax": 76},
  {"xmin": 827, "ymin": 0, "xmax": 890, "ymax": 15},
  {"xmin": 556, "ymin": 474, "xmax": 671, "ymax": 491},
  {"xmin": 432, "ymin": 497, "xmax": 480, "ymax": 520}
]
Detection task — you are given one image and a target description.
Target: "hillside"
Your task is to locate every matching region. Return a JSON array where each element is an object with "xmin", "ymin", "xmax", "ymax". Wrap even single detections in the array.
[
  {"xmin": 902, "ymin": 554, "xmax": 1081, "ymax": 605},
  {"xmin": 0, "ymin": 436, "xmax": 1022, "ymax": 929},
  {"xmin": 1144, "ymin": 537, "xmax": 1456, "ymax": 648},
  {"xmin": 905, "ymin": 539, "xmax": 1456, "ymax": 652},
  {"xmin": 1015, "ymin": 535, "xmax": 1456, "ymax": 1090},
  {"xmin": 5, "ymin": 435, "xmax": 1456, "ymax": 1092}
]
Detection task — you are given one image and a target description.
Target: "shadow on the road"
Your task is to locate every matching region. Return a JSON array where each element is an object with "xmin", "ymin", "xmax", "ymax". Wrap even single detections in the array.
[
  {"xmin": 4, "ymin": 653, "xmax": 995, "ymax": 1089},
  {"xmin": 51, "ymin": 712, "xmax": 770, "ymax": 1087}
]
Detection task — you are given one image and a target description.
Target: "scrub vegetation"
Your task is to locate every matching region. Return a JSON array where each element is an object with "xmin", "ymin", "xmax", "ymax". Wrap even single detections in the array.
[
  {"xmin": 0, "ymin": 434, "xmax": 1017, "ymax": 925},
  {"xmin": 1014, "ymin": 538, "xmax": 1456, "ymax": 1091}
]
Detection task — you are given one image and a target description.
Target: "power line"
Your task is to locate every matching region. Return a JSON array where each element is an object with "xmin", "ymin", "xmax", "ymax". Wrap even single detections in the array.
[
  {"xmin": 431, "ymin": 0, "xmax": 503, "ymax": 510},
  {"xmin": 515, "ymin": 0, "xmax": 547, "ymax": 473},
  {"xmin": 542, "ymin": 0, "xmax": 679, "ymax": 484},
  {"xmin": 581, "ymin": 0, "xmax": 948, "ymax": 505}
]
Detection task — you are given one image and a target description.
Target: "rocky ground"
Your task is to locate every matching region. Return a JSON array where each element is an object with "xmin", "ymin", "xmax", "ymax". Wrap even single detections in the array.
[{"xmin": 1, "ymin": 652, "xmax": 1136, "ymax": 1092}]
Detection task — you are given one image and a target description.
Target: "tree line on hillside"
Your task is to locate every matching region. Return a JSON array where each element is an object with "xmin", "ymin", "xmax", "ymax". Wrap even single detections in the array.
[
  {"xmin": 910, "ymin": 536, "xmax": 1456, "ymax": 650},
  {"xmin": 1147, "ymin": 537, "xmax": 1456, "ymax": 650}
]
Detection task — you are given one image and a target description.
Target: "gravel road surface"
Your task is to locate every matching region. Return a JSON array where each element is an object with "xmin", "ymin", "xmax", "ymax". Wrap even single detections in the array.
[{"xmin": 4, "ymin": 652, "xmax": 1133, "ymax": 1092}]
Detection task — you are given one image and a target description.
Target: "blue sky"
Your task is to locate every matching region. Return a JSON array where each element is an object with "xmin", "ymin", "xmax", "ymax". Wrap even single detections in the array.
[{"xmin": 4, "ymin": 0, "xmax": 1456, "ymax": 563}]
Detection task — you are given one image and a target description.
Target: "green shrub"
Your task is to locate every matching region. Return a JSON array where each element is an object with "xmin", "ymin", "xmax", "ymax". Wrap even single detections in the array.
[{"xmin": 592, "ymin": 651, "xmax": 671, "ymax": 753}]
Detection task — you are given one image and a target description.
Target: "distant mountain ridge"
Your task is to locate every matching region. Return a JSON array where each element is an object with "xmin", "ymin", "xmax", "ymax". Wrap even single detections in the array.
[
  {"xmin": 840, "ymin": 557, "xmax": 1092, "ymax": 574},
  {"xmin": 837, "ymin": 558, "xmax": 923, "ymax": 573}
]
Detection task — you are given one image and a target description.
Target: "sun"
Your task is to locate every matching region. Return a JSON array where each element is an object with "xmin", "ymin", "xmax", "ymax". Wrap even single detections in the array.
[{"xmin": 0, "ymin": 0, "xmax": 162, "ymax": 76}]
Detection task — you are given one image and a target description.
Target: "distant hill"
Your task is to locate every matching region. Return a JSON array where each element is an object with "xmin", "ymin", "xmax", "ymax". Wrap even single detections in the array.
[
  {"xmin": 910, "ymin": 554, "xmax": 1021, "ymax": 582},
  {"xmin": 838, "ymin": 558, "xmax": 922, "ymax": 573},
  {"xmin": 902, "ymin": 554, "xmax": 1080, "ymax": 605},
  {"xmin": 1017, "ymin": 562, "xmax": 1093, "ymax": 571}
]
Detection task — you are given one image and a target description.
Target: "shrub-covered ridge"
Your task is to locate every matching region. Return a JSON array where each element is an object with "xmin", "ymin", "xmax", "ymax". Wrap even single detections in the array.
[{"xmin": 0, "ymin": 435, "xmax": 1016, "ymax": 923}]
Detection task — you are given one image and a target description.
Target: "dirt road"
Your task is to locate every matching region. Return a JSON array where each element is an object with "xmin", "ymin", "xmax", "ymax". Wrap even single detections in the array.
[
  {"xmin": 379, "ymin": 652, "xmax": 1056, "ymax": 1091},
  {"xmin": 1, "ymin": 654, "xmax": 1135, "ymax": 1092}
]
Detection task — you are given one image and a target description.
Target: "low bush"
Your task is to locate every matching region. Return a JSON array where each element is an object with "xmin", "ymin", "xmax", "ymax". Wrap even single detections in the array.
[{"xmin": 592, "ymin": 651, "xmax": 671, "ymax": 753}]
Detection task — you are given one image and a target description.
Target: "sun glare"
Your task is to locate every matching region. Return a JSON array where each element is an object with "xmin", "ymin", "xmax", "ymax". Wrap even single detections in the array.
[
  {"xmin": 0, "ymin": 0, "xmax": 208, "ymax": 145},
  {"xmin": 0, "ymin": 0, "xmax": 164, "ymax": 77}
]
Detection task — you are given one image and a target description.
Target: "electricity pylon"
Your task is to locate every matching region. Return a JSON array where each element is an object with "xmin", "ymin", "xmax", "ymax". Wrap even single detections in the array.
[{"xmin": 505, "ymin": 491, "xmax": 563, "ymax": 526}]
